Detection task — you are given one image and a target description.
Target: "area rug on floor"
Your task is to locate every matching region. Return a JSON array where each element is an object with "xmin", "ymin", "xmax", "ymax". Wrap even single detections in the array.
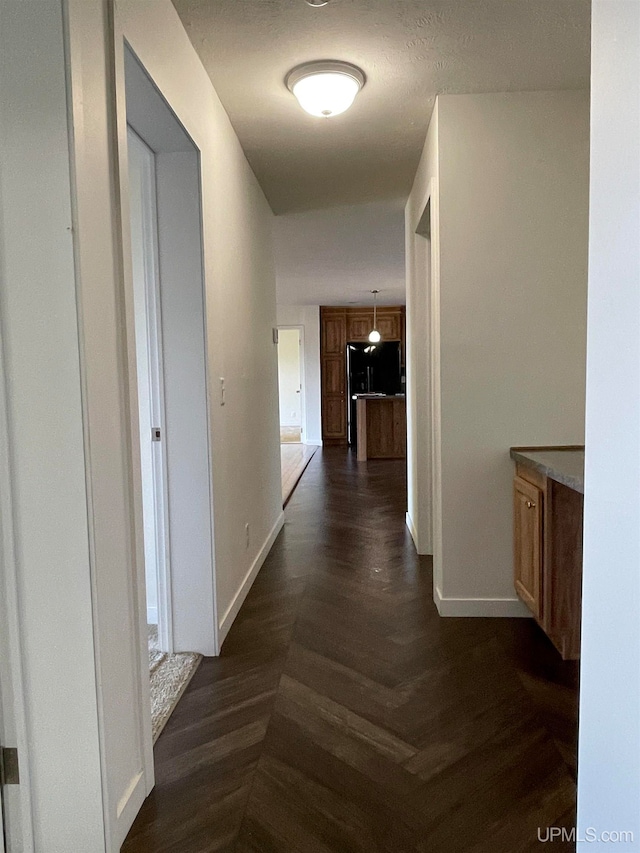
[{"xmin": 148, "ymin": 625, "xmax": 202, "ymax": 742}]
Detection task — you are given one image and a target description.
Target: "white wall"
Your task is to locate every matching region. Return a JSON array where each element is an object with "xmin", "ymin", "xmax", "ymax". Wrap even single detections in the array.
[
  {"xmin": 0, "ymin": 2, "xmax": 106, "ymax": 849},
  {"xmin": 277, "ymin": 330, "xmax": 302, "ymax": 428},
  {"xmin": 275, "ymin": 200, "xmax": 406, "ymax": 306},
  {"xmin": 277, "ymin": 305, "xmax": 322, "ymax": 445},
  {"xmin": 407, "ymin": 90, "xmax": 590, "ymax": 615},
  {"xmin": 577, "ymin": 1, "xmax": 640, "ymax": 846}
]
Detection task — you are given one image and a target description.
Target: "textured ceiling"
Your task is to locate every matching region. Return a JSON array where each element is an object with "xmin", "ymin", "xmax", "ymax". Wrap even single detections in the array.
[{"xmin": 172, "ymin": 0, "xmax": 590, "ymax": 214}]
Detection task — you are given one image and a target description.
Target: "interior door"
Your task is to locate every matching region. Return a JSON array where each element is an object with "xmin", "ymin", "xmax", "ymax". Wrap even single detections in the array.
[{"xmin": 128, "ymin": 126, "xmax": 171, "ymax": 650}]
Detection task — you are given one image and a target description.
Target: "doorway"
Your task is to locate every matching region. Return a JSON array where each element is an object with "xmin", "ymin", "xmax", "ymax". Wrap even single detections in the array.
[
  {"xmin": 123, "ymin": 47, "xmax": 216, "ymax": 747},
  {"xmin": 277, "ymin": 326, "xmax": 316, "ymax": 504},
  {"xmin": 278, "ymin": 328, "xmax": 303, "ymax": 443}
]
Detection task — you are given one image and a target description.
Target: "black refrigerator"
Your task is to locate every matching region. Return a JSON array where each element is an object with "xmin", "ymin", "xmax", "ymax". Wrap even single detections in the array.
[{"xmin": 347, "ymin": 341, "xmax": 402, "ymax": 446}]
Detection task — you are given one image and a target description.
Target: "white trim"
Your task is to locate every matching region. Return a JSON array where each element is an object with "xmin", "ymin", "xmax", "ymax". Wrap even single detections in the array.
[
  {"xmin": 405, "ymin": 511, "xmax": 428, "ymax": 555},
  {"xmin": 433, "ymin": 586, "xmax": 532, "ymax": 618},
  {"xmin": 111, "ymin": 22, "xmax": 156, "ymax": 807},
  {"xmin": 0, "ymin": 293, "xmax": 34, "ymax": 852},
  {"xmin": 218, "ymin": 512, "xmax": 285, "ymax": 646},
  {"xmin": 303, "ymin": 439, "xmax": 323, "ymax": 446},
  {"xmin": 113, "ymin": 770, "xmax": 145, "ymax": 850}
]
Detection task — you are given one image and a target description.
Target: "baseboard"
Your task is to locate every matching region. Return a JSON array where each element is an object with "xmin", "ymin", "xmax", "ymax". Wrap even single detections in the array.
[
  {"xmin": 434, "ymin": 586, "xmax": 532, "ymax": 618},
  {"xmin": 405, "ymin": 512, "xmax": 432, "ymax": 556},
  {"xmin": 113, "ymin": 770, "xmax": 146, "ymax": 850},
  {"xmin": 405, "ymin": 512, "xmax": 419, "ymax": 551},
  {"xmin": 303, "ymin": 439, "xmax": 323, "ymax": 446},
  {"xmin": 218, "ymin": 512, "xmax": 285, "ymax": 646}
]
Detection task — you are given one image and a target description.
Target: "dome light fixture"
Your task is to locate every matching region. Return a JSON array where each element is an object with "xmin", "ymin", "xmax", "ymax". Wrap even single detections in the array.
[
  {"xmin": 305, "ymin": 0, "xmax": 329, "ymax": 5},
  {"xmin": 369, "ymin": 290, "xmax": 381, "ymax": 343},
  {"xmin": 286, "ymin": 60, "xmax": 365, "ymax": 118}
]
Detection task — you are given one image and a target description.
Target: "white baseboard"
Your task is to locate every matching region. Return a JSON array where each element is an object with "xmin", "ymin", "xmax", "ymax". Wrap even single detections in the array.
[
  {"xmin": 114, "ymin": 770, "xmax": 146, "ymax": 850},
  {"xmin": 405, "ymin": 512, "xmax": 432, "ymax": 556},
  {"xmin": 303, "ymin": 439, "xmax": 323, "ymax": 446},
  {"xmin": 218, "ymin": 512, "xmax": 285, "ymax": 646},
  {"xmin": 434, "ymin": 586, "xmax": 532, "ymax": 618},
  {"xmin": 405, "ymin": 512, "xmax": 419, "ymax": 551}
]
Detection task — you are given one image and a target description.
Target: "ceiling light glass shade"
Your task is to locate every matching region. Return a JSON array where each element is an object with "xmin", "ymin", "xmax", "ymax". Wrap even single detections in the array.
[
  {"xmin": 368, "ymin": 329, "xmax": 381, "ymax": 343},
  {"xmin": 286, "ymin": 61, "xmax": 365, "ymax": 118}
]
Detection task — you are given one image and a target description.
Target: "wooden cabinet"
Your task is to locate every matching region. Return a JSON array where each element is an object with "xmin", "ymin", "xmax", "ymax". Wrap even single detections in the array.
[
  {"xmin": 346, "ymin": 310, "xmax": 402, "ymax": 342},
  {"xmin": 320, "ymin": 308, "xmax": 347, "ymax": 444},
  {"xmin": 323, "ymin": 311, "xmax": 347, "ymax": 354},
  {"xmin": 320, "ymin": 305, "xmax": 405, "ymax": 446},
  {"xmin": 356, "ymin": 397, "xmax": 406, "ymax": 461},
  {"xmin": 513, "ymin": 457, "xmax": 583, "ymax": 660},
  {"xmin": 513, "ymin": 476, "xmax": 543, "ymax": 619}
]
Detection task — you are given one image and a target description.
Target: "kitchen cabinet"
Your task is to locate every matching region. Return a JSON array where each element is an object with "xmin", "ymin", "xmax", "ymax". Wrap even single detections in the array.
[
  {"xmin": 320, "ymin": 305, "xmax": 405, "ymax": 446},
  {"xmin": 511, "ymin": 447, "xmax": 584, "ymax": 660}
]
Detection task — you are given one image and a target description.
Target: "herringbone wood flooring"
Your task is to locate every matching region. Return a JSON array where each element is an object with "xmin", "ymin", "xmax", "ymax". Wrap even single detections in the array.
[{"xmin": 122, "ymin": 449, "xmax": 578, "ymax": 853}]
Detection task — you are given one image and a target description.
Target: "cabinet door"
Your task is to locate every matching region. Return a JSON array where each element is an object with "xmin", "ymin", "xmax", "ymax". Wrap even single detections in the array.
[
  {"xmin": 320, "ymin": 309, "xmax": 347, "ymax": 443},
  {"xmin": 322, "ymin": 397, "xmax": 346, "ymax": 439},
  {"xmin": 322, "ymin": 312, "xmax": 346, "ymax": 354},
  {"xmin": 346, "ymin": 313, "xmax": 373, "ymax": 341},
  {"xmin": 513, "ymin": 476, "xmax": 543, "ymax": 618},
  {"xmin": 376, "ymin": 312, "xmax": 402, "ymax": 341}
]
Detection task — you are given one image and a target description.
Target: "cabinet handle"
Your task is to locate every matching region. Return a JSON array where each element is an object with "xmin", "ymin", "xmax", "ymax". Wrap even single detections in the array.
[{"xmin": 526, "ymin": 500, "xmax": 536, "ymax": 509}]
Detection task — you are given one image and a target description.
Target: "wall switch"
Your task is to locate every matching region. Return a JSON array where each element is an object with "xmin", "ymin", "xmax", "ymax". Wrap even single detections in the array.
[
  {"xmin": 220, "ymin": 377, "xmax": 225, "ymax": 406},
  {"xmin": 245, "ymin": 522, "xmax": 250, "ymax": 549}
]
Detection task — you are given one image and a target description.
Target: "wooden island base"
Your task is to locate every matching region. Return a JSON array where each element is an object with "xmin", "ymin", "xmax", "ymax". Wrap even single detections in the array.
[{"xmin": 356, "ymin": 396, "xmax": 406, "ymax": 462}]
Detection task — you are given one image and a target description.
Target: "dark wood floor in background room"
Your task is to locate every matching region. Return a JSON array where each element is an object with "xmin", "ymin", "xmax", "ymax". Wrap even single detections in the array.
[{"xmin": 123, "ymin": 449, "xmax": 579, "ymax": 853}]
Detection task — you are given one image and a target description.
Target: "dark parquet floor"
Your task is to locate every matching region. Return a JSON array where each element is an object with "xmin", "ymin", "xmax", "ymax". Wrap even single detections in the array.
[{"xmin": 122, "ymin": 449, "xmax": 579, "ymax": 853}]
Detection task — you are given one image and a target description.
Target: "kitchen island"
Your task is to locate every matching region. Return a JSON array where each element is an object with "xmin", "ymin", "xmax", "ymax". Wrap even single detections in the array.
[
  {"xmin": 510, "ymin": 445, "xmax": 584, "ymax": 659},
  {"xmin": 354, "ymin": 394, "xmax": 406, "ymax": 462}
]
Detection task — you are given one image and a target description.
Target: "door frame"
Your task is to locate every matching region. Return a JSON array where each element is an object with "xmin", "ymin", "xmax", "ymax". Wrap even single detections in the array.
[
  {"xmin": 0, "ymin": 317, "xmax": 34, "ymax": 851},
  {"xmin": 278, "ymin": 325, "xmax": 306, "ymax": 443}
]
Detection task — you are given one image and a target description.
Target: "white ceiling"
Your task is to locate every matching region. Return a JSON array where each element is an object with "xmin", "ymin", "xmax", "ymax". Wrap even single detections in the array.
[
  {"xmin": 172, "ymin": 0, "xmax": 591, "ymax": 215},
  {"xmin": 275, "ymin": 199, "xmax": 405, "ymax": 305}
]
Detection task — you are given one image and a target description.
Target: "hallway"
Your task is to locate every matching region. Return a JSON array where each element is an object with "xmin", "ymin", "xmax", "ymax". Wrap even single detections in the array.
[{"xmin": 123, "ymin": 450, "xmax": 578, "ymax": 853}]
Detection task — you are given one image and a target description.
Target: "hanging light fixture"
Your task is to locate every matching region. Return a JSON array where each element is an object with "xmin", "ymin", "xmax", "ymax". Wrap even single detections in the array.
[
  {"xmin": 369, "ymin": 290, "xmax": 381, "ymax": 343},
  {"xmin": 286, "ymin": 61, "xmax": 365, "ymax": 118}
]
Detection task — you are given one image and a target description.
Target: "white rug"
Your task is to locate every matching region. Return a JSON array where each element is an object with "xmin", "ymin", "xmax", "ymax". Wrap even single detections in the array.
[{"xmin": 148, "ymin": 625, "xmax": 202, "ymax": 742}]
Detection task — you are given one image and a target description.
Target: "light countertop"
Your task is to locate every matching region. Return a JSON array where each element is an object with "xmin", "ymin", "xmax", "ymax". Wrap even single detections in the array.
[{"xmin": 510, "ymin": 447, "xmax": 585, "ymax": 494}]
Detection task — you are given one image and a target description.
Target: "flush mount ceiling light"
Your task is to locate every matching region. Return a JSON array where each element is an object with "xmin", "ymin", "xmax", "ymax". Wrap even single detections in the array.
[
  {"xmin": 369, "ymin": 290, "xmax": 381, "ymax": 343},
  {"xmin": 286, "ymin": 61, "xmax": 365, "ymax": 118},
  {"xmin": 305, "ymin": 0, "xmax": 329, "ymax": 5}
]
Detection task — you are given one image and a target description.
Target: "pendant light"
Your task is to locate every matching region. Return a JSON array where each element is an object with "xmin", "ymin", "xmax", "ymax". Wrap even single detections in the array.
[
  {"xmin": 369, "ymin": 290, "xmax": 381, "ymax": 343},
  {"xmin": 286, "ymin": 61, "xmax": 365, "ymax": 118}
]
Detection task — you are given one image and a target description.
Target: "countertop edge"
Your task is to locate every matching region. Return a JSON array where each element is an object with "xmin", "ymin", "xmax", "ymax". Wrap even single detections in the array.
[{"xmin": 510, "ymin": 447, "xmax": 585, "ymax": 494}]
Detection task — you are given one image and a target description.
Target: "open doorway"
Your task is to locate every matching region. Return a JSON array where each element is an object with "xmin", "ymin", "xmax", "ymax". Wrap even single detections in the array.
[
  {"xmin": 123, "ymin": 46, "xmax": 216, "ymax": 742},
  {"xmin": 277, "ymin": 326, "xmax": 316, "ymax": 504},
  {"xmin": 278, "ymin": 328, "xmax": 303, "ymax": 443}
]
